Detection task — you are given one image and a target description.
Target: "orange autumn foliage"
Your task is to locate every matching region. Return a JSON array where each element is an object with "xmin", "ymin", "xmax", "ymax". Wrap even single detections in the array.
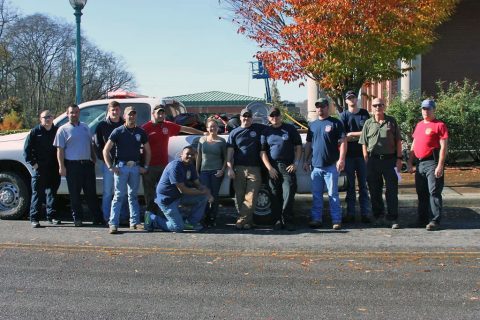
[{"xmin": 222, "ymin": 0, "xmax": 459, "ymax": 105}]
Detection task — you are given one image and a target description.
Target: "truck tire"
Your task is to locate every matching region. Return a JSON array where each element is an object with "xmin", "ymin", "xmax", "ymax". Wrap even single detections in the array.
[
  {"xmin": 0, "ymin": 172, "xmax": 29, "ymax": 220},
  {"xmin": 253, "ymin": 184, "xmax": 275, "ymax": 225}
]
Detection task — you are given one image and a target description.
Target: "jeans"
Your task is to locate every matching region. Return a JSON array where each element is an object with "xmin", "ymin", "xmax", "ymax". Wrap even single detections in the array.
[
  {"xmin": 29, "ymin": 166, "xmax": 60, "ymax": 222},
  {"xmin": 310, "ymin": 165, "xmax": 341, "ymax": 224},
  {"xmin": 101, "ymin": 162, "xmax": 129, "ymax": 223},
  {"xmin": 109, "ymin": 165, "xmax": 141, "ymax": 227},
  {"xmin": 199, "ymin": 170, "xmax": 223, "ymax": 222},
  {"xmin": 151, "ymin": 194, "xmax": 208, "ymax": 232},
  {"xmin": 65, "ymin": 160, "xmax": 102, "ymax": 223},
  {"xmin": 415, "ymin": 160, "xmax": 444, "ymax": 224},
  {"xmin": 269, "ymin": 162, "xmax": 297, "ymax": 224},
  {"xmin": 233, "ymin": 166, "xmax": 262, "ymax": 225},
  {"xmin": 344, "ymin": 157, "xmax": 370, "ymax": 217},
  {"xmin": 366, "ymin": 158, "xmax": 398, "ymax": 221},
  {"xmin": 142, "ymin": 165, "xmax": 165, "ymax": 214}
]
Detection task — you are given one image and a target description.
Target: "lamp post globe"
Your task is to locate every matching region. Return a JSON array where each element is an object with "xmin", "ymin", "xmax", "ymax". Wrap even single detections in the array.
[{"xmin": 70, "ymin": 0, "xmax": 87, "ymax": 105}]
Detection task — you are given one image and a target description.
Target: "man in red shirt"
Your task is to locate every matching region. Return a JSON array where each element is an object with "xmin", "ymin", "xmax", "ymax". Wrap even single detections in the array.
[
  {"xmin": 142, "ymin": 103, "xmax": 203, "ymax": 214},
  {"xmin": 407, "ymin": 99, "xmax": 448, "ymax": 231}
]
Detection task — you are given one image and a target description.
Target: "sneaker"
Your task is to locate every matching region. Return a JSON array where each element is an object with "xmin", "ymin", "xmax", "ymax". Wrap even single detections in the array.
[
  {"xmin": 144, "ymin": 211, "xmax": 153, "ymax": 232},
  {"xmin": 360, "ymin": 216, "xmax": 371, "ymax": 223},
  {"xmin": 47, "ymin": 219, "xmax": 61, "ymax": 225},
  {"xmin": 31, "ymin": 221, "xmax": 40, "ymax": 228},
  {"xmin": 74, "ymin": 220, "xmax": 83, "ymax": 227},
  {"xmin": 391, "ymin": 221, "xmax": 400, "ymax": 229},
  {"xmin": 309, "ymin": 220, "xmax": 322, "ymax": 229},
  {"xmin": 109, "ymin": 225, "xmax": 118, "ymax": 234},
  {"xmin": 129, "ymin": 223, "xmax": 144, "ymax": 230},
  {"xmin": 273, "ymin": 220, "xmax": 283, "ymax": 230},
  {"xmin": 332, "ymin": 223, "xmax": 342, "ymax": 230},
  {"xmin": 426, "ymin": 221, "xmax": 439, "ymax": 231}
]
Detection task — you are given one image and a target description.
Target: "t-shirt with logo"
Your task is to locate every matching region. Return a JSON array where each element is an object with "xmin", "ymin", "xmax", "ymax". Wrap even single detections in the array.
[
  {"xmin": 260, "ymin": 123, "xmax": 302, "ymax": 164},
  {"xmin": 340, "ymin": 108, "xmax": 370, "ymax": 158},
  {"xmin": 155, "ymin": 159, "xmax": 198, "ymax": 205},
  {"xmin": 108, "ymin": 125, "xmax": 148, "ymax": 162},
  {"xmin": 412, "ymin": 119, "xmax": 448, "ymax": 159},
  {"xmin": 306, "ymin": 117, "xmax": 345, "ymax": 168},
  {"xmin": 142, "ymin": 120, "xmax": 181, "ymax": 166},
  {"xmin": 227, "ymin": 123, "xmax": 266, "ymax": 167}
]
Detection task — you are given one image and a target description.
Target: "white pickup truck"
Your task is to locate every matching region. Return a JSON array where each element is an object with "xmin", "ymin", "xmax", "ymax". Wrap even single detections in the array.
[{"xmin": 0, "ymin": 97, "xmax": 346, "ymax": 222}]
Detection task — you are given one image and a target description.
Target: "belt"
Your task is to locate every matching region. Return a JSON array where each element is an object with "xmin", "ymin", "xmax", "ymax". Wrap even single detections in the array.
[
  {"xmin": 65, "ymin": 159, "xmax": 91, "ymax": 164},
  {"xmin": 417, "ymin": 154, "xmax": 435, "ymax": 162},
  {"xmin": 118, "ymin": 160, "xmax": 139, "ymax": 168},
  {"xmin": 369, "ymin": 153, "xmax": 395, "ymax": 160}
]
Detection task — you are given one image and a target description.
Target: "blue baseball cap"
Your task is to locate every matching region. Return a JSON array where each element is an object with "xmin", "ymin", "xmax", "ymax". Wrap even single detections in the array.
[{"xmin": 421, "ymin": 99, "xmax": 436, "ymax": 109}]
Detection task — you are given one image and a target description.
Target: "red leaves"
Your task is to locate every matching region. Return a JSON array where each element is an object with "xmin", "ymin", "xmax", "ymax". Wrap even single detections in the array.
[{"xmin": 222, "ymin": 0, "xmax": 459, "ymax": 96}]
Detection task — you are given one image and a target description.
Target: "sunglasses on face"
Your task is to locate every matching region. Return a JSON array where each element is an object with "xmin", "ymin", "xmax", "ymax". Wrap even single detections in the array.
[
  {"xmin": 315, "ymin": 105, "xmax": 329, "ymax": 109},
  {"xmin": 269, "ymin": 112, "xmax": 280, "ymax": 117},
  {"xmin": 242, "ymin": 114, "xmax": 252, "ymax": 118},
  {"xmin": 372, "ymin": 104, "xmax": 384, "ymax": 108}
]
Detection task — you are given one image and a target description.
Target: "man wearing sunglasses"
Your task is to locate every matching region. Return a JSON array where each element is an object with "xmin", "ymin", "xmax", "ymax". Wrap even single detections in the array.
[
  {"xmin": 226, "ymin": 108, "xmax": 267, "ymax": 230},
  {"xmin": 407, "ymin": 99, "xmax": 448, "ymax": 231},
  {"xmin": 24, "ymin": 110, "xmax": 61, "ymax": 228},
  {"xmin": 359, "ymin": 98, "xmax": 403, "ymax": 229},
  {"xmin": 303, "ymin": 98, "xmax": 346, "ymax": 230},
  {"xmin": 260, "ymin": 107, "xmax": 302, "ymax": 231}
]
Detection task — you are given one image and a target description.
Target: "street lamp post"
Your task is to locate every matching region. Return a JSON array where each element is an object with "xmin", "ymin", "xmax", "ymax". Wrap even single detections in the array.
[{"xmin": 69, "ymin": 0, "xmax": 87, "ymax": 105}]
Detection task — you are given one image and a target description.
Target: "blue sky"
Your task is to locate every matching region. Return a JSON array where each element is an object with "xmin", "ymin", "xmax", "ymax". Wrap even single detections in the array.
[{"xmin": 12, "ymin": 0, "xmax": 307, "ymax": 102}]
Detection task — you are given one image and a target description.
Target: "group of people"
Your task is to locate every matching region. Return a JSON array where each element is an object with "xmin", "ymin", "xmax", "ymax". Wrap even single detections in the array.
[{"xmin": 23, "ymin": 93, "xmax": 448, "ymax": 234}]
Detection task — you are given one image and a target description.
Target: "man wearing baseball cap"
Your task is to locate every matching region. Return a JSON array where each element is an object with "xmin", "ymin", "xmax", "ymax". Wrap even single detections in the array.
[
  {"xmin": 260, "ymin": 107, "xmax": 302, "ymax": 230},
  {"xmin": 407, "ymin": 99, "xmax": 448, "ymax": 231},
  {"xmin": 340, "ymin": 90, "xmax": 371, "ymax": 224},
  {"xmin": 141, "ymin": 102, "xmax": 203, "ymax": 216},
  {"xmin": 103, "ymin": 105, "xmax": 151, "ymax": 234},
  {"xmin": 303, "ymin": 98, "xmax": 346, "ymax": 230},
  {"xmin": 226, "ymin": 107, "xmax": 267, "ymax": 230}
]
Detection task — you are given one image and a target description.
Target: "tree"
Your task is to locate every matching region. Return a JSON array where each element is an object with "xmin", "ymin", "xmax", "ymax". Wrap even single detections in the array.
[
  {"xmin": 222, "ymin": 0, "xmax": 459, "ymax": 108},
  {"xmin": 270, "ymin": 80, "xmax": 282, "ymax": 108}
]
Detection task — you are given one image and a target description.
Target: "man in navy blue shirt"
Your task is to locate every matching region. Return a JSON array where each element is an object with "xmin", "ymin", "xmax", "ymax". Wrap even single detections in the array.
[
  {"xmin": 93, "ymin": 100, "xmax": 129, "ymax": 224},
  {"xmin": 303, "ymin": 98, "xmax": 346, "ymax": 230},
  {"xmin": 144, "ymin": 146, "xmax": 213, "ymax": 232},
  {"xmin": 24, "ymin": 110, "xmax": 60, "ymax": 227},
  {"xmin": 103, "ymin": 106, "xmax": 151, "ymax": 234},
  {"xmin": 340, "ymin": 90, "xmax": 371, "ymax": 224},
  {"xmin": 260, "ymin": 107, "xmax": 302, "ymax": 231},
  {"xmin": 226, "ymin": 108, "xmax": 267, "ymax": 230}
]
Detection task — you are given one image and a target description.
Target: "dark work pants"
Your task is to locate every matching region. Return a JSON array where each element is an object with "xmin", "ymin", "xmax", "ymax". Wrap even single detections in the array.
[
  {"xmin": 29, "ymin": 166, "xmax": 60, "ymax": 222},
  {"xmin": 269, "ymin": 162, "xmax": 297, "ymax": 225},
  {"xmin": 415, "ymin": 160, "xmax": 444, "ymax": 224},
  {"xmin": 344, "ymin": 156, "xmax": 370, "ymax": 217},
  {"xmin": 65, "ymin": 160, "xmax": 102, "ymax": 222},
  {"xmin": 366, "ymin": 157, "xmax": 398, "ymax": 221}
]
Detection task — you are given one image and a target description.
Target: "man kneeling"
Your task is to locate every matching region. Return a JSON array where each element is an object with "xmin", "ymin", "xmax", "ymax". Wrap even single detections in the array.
[{"xmin": 144, "ymin": 146, "xmax": 213, "ymax": 232}]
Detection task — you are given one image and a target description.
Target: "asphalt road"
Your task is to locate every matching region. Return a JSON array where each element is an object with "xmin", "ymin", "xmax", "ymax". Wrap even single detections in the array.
[{"xmin": 0, "ymin": 204, "xmax": 479, "ymax": 319}]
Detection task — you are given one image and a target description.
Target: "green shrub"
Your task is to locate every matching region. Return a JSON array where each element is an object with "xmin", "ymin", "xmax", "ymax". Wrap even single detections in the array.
[{"xmin": 386, "ymin": 79, "xmax": 480, "ymax": 163}]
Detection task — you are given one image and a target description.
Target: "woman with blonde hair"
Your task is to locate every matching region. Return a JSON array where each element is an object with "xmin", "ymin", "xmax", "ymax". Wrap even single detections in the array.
[{"xmin": 196, "ymin": 118, "xmax": 227, "ymax": 226}]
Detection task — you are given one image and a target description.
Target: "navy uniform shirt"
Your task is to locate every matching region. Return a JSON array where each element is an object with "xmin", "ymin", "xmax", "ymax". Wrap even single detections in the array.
[
  {"xmin": 340, "ymin": 108, "xmax": 370, "ymax": 158},
  {"xmin": 155, "ymin": 159, "xmax": 198, "ymax": 205},
  {"xmin": 227, "ymin": 123, "xmax": 266, "ymax": 167},
  {"xmin": 93, "ymin": 117, "xmax": 125, "ymax": 160},
  {"xmin": 24, "ymin": 124, "xmax": 59, "ymax": 168},
  {"xmin": 261, "ymin": 123, "xmax": 302, "ymax": 164},
  {"xmin": 108, "ymin": 125, "xmax": 148, "ymax": 162},
  {"xmin": 306, "ymin": 117, "xmax": 345, "ymax": 168}
]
